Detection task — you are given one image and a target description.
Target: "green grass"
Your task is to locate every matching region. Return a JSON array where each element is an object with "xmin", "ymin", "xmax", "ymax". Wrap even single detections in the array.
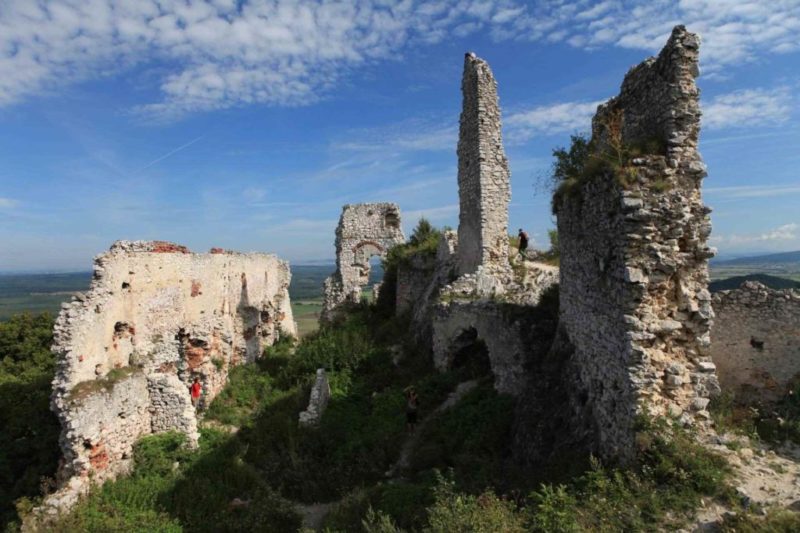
[{"xmin": 291, "ymin": 299, "xmax": 323, "ymax": 338}]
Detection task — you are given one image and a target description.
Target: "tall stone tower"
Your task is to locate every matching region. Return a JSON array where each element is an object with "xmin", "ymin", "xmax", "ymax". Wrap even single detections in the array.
[{"xmin": 456, "ymin": 53, "xmax": 511, "ymax": 277}]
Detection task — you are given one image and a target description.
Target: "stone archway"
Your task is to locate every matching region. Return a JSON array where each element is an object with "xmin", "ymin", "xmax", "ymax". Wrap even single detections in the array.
[{"xmin": 321, "ymin": 203, "xmax": 405, "ymax": 322}]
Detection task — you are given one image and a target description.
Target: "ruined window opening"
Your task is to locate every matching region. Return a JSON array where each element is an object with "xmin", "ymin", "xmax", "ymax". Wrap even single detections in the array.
[
  {"xmin": 114, "ymin": 321, "xmax": 130, "ymax": 335},
  {"xmin": 384, "ymin": 212, "xmax": 400, "ymax": 229},
  {"xmin": 121, "ymin": 282, "xmax": 130, "ymax": 289},
  {"xmin": 451, "ymin": 328, "xmax": 492, "ymax": 379}
]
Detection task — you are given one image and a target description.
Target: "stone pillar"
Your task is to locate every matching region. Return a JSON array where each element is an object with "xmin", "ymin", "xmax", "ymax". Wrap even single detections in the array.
[{"xmin": 456, "ymin": 53, "xmax": 511, "ymax": 277}]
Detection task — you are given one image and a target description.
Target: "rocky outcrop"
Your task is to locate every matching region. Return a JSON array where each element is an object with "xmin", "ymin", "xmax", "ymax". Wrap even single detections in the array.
[
  {"xmin": 35, "ymin": 240, "xmax": 295, "ymax": 521},
  {"xmin": 711, "ymin": 281, "xmax": 800, "ymax": 403},
  {"xmin": 555, "ymin": 26, "xmax": 719, "ymax": 461},
  {"xmin": 322, "ymin": 203, "xmax": 405, "ymax": 322}
]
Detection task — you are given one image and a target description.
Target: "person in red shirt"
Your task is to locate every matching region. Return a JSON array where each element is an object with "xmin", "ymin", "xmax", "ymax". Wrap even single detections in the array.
[{"xmin": 190, "ymin": 377, "xmax": 202, "ymax": 410}]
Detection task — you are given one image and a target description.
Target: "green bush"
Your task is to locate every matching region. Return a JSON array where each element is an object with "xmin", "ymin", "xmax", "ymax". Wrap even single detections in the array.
[
  {"xmin": 424, "ymin": 478, "xmax": 527, "ymax": 533},
  {"xmin": 0, "ymin": 313, "xmax": 60, "ymax": 530}
]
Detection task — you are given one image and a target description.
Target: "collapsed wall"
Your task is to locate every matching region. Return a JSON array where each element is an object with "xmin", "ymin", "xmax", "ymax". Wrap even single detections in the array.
[
  {"xmin": 555, "ymin": 26, "xmax": 719, "ymax": 461},
  {"xmin": 322, "ymin": 203, "xmax": 405, "ymax": 322},
  {"xmin": 710, "ymin": 281, "xmax": 800, "ymax": 404},
  {"xmin": 41, "ymin": 241, "xmax": 295, "ymax": 516},
  {"xmin": 456, "ymin": 53, "xmax": 511, "ymax": 278}
]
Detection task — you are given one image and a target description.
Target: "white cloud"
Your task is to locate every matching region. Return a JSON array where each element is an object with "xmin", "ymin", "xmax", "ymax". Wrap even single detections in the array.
[
  {"xmin": 705, "ymin": 184, "xmax": 800, "ymax": 198},
  {"xmin": 703, "ymin": 87, "xmax": 793, "ymax": 129},
  {"xmin": 713, "ymin": 222, "xmax": 798, "ymax": 244},
  {"xmin": 505, "ymin": 100, "xmax": 602, "ymax": 142},
  {"xmin": 0, "ymin": 197, "xmax": 18, "ymax": 209},
  {"xmin": 2, "ymin": 1, "xmax": 799, "ymax": 120},
  {"xmin": 335, "ymin": 121, "xmax": 457, "ymax": 152},
  {"xmin": 511, "ymin": 0, "xmax": 800, "ymax": 76}
]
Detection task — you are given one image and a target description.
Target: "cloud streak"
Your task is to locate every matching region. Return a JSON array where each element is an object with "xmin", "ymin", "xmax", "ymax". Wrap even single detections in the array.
[
  {"xmin": 703, "ymin": 87, "xmax": 793, "ymax": 130},
  {"xmin": 2, "ymin": 1, "xmax": 799, "ymax": 120}
]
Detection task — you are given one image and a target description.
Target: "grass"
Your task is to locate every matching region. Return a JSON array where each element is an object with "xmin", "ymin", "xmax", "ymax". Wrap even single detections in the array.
[
  {"xmin": 291, "ymin": 299, "xmax": 323, "ymax": 338},
  {"xmin": 66, "ymin": 366, "xmax": 142, "ymax": 403},
  {"xmin": 709, "ymin": 380, "xmax": 800, "ymax": 446}
]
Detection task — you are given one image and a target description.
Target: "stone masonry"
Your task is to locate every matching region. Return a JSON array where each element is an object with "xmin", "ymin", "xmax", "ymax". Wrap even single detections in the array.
[
  {"xmin": 298, "ymin": 368, "xmax": 332, "ymax": 427},
  {"xmin": 37, "ymin": 241, "xmax": 295, "ymax": 519},
  {"xmin": 456, "ymin": 53, "xmax": 511, "ymax": 278},
  {"xmin": 555, "ymin": 26, "xmax": 720, "ymax": 461},
  {"xmin": 322, "ymin": 203, "xmax": 405, "ymax": 322},
  {"xmin": 711, "ymin": 281, "xmax": 800, "ymax": 404}
]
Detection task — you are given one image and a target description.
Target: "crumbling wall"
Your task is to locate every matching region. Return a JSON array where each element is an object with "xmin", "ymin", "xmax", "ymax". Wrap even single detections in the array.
[
  {"xmin": 322, "ymin": 203, "xmax": 405, "ymax": 322},
  {"xmin": 555, "ymin": 26, "xmax": 719, "ymax": 461},
  {"xmin": 456, "ymin": 53, "xmax": 510, "ymax": 278},
  {"xmin": 432, "ymin": 302, "xmax": 529, "ymax": 396},
  {"xmin": 298, "ymin": 369, "xmax": 331, "ymax": 427},
  {"xmin": 710, "ymin": 282, "xmax": 800, "ymax": 403},
  {"xmin": 41, "ymin": 240, "xmax": 295, "ymax": 517}
]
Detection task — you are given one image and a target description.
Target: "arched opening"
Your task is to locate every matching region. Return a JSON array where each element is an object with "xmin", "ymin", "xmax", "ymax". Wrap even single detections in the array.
[{"xmin": 450, "ymin": 327, "xmax": 492, "ymax": 379}]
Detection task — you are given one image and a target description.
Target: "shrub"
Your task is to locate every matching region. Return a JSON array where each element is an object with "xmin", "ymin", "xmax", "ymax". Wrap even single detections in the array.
[
  {"xmin": 0, "ymin": 313, "xmax": 60, "ymax": 530},
  {"xmin": 424, "ymin": 478, "xmax": 527, "ymax": 533}
]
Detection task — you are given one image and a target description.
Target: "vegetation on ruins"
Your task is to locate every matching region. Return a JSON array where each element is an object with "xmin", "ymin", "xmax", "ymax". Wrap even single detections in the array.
[
  {"xmin": 0, "ymin": 313, "xmax": 60, "ymax": 530},
  {"xmin": 377, "ymin": 218, "xmax": 443, "ymax": 313},
  {"xmin": 710, "ymin": 377, "xmax": 800, "ymax": 447},
  {"xmin": 548, "ymin": 110, "xmax": 668, "ymax": 213},
  {"xmin": 3, "ymin": 301, "xmax": 789, "ymax": 532}
]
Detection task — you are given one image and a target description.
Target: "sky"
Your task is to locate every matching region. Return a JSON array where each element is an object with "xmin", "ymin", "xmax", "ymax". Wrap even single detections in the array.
[{"xmin": 0, "ymin": 0, "xmax": 799, "ymax": 272}]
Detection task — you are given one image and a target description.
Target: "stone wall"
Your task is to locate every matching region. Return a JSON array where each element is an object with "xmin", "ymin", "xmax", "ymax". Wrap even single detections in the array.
[
  {"xmin": 711, "ymin": 281, "xmax": 800, "ymax": 403},
  {"xmin": 555, "ymin": 26, "xmax": 719, "ymax": 461},
  {"xmin": 322, "ymin": 203, "xmax": 405, "ymax": 322},
  {"xmin": 456, "ymin": 53, "xmax": 510, "ymax": 278},
  {"xmin": 39, "ymin": 240, "xmax": 295, "ymax": 518},
  {"xmin": 298, "ymin": 369, "xmax": 331, "ymax": 427}
]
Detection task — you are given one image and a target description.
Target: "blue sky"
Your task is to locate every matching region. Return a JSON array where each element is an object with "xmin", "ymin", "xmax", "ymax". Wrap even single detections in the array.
[{"xmin": 1, "ymin": 0, "xmax": 799, "ymax": 272}]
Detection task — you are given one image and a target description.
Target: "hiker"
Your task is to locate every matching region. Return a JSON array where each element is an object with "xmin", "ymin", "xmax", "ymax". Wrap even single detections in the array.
[
  {"xmin": 517, "ymin": 228, "xmax": 529, "ymax": 256},
  {"xmin": 406, "ymin": 388, "xmax": 419, "ymax": 433},
  {"xmin": 190, "ymin": 377, "xmax": 202, "ymax": 410}
]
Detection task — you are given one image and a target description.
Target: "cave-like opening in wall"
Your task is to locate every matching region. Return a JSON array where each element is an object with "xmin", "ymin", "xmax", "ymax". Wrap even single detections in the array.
[{"xmin": 450, "ymin": 327, "xmax": 492, "ymax": 380}]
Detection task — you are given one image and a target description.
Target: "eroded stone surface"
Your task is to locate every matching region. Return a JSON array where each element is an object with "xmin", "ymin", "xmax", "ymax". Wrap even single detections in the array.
[
  {"xmin": 298, "ymin": 369, "xmax": 331, "ymax": 427},
  {"xmin": 457, "ymin": 53, "xmax": 511, "ymax": 278},
  {"xmin": 556, "ymin": 26, "xmax": 719, "ymax": 461},
  {"xmin": 322, "ymin": 203, "xmax": 404, "ymax": 322},
  {"xmin": 711, "ymin": 281, "xmax": 800, "ymax": 404},
  {"xmin": 35, "ymin": 240, "xmax": 295, "ymax": 522}
]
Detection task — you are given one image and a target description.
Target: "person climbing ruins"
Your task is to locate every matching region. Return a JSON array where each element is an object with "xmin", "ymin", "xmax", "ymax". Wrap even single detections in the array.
[
  {"xmin": 190, "ymin": 377, "xmax": 203, "ymax": 410},
  {"xmin": 405, "ymin": 388, "xmax": 419, "ymax": 433},
  {"xmin": 517, "ymin": 228, "xmax": 529, "ymax": 256}
]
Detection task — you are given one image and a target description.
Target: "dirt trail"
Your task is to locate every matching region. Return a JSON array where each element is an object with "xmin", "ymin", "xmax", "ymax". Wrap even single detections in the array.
[{"xmin": 294, "ymin": 379, "xmax": 479, "ymax": 531}]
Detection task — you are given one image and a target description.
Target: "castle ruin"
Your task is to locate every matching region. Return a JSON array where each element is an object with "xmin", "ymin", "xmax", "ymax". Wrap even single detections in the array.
[
  {"xmin": 711, "ymin": 281, "xmax": 800, "ymax": 404},
  {"xmin": 39, "ymin": 241, "xmax": 295, "ymax": 516},
  {"xmin": 554, "ymin": 26, "xmax": 720, "ymax": 460},
  {"xmin": 321, "ymin": 203, "xmax": 405, "ymax": 322},
  {"xmin": 456, "ymin": 53, "xmax": 511, "ymax": 278}
]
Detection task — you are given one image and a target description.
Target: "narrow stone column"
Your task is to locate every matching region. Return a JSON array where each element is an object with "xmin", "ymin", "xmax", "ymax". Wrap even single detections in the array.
[{"xmin": 456, "ymin": 53, "xmax": 511, "ymax": 277}]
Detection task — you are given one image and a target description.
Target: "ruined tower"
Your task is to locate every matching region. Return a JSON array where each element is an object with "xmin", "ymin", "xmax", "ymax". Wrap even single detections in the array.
[
  {"xmin": 555, "ymin": 26, "xmax": 719, "ymax": 461},
  {"xmin": 456, "ymin": 53, "xmax": 511, "ymax": 277},
  {"xmin": 321, "ymin": 203, "xmax": 405, "ymax": 322}
]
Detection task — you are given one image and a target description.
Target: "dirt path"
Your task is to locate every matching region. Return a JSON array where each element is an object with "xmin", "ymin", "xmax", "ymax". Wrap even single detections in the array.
[{"xmin": 294, "ymin": 379, "xmax": 479, "ymax": 531}]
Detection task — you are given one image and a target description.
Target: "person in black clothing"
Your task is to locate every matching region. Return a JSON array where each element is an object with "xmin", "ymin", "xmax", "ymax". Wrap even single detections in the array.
[
  {"xmin": 517, "ymin": 228, "xmax": 529, "ymax": 257},
  {"xmin": 406, "ymin": 388, "xmax": 419, "ymax": 433}
]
